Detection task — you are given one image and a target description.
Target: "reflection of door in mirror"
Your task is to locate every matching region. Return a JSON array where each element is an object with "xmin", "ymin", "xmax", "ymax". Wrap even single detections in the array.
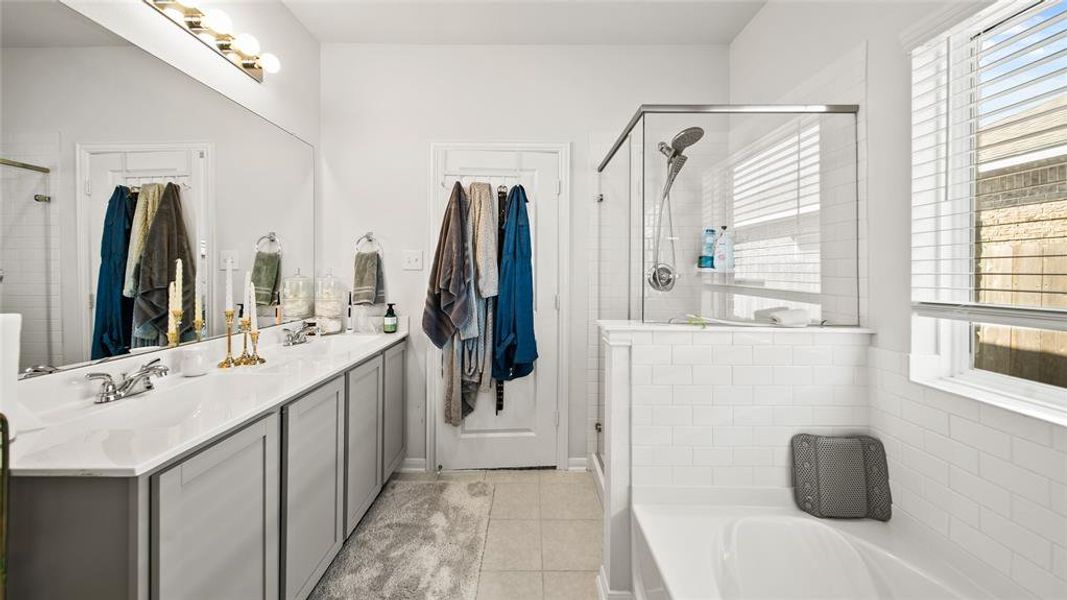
[{"xmin": 79, "ymin": 145, "xmax": 209, "ymax": 361}]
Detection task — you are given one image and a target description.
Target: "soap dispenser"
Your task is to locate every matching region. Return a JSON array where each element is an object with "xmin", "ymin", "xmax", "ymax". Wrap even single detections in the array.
[{"xmin": 383, "ymin": 304, "xmax": 398, "ymax": 334}]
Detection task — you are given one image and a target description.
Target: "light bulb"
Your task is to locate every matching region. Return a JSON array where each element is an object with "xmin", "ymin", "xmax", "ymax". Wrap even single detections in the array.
[
  {"xmin": 203, "ymin": 9, "xmax": 233, "ymax": 36},
  {"xmin": 176, "ymin": 0, "xmax": 201, "ymax": 9},
  {"xmin": 233, "ymin": 33, "xmax": 260, "ymax": 56},
  {"xmin": 163, "ymin": 7, "xmax": 186, "ymax": 24},
  {"xmin": 258, "ymin": 52, "xmax": 281, "ymax": 74}
]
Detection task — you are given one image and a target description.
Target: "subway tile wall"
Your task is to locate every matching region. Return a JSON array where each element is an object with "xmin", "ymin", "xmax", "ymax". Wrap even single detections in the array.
[
  {"xmin": 868, "ymin": 346, "xmax": 1067, "ymax": 599},
  {"xmin": 629, "ymin": 328, "xmax": 871, "ymax": 488}
]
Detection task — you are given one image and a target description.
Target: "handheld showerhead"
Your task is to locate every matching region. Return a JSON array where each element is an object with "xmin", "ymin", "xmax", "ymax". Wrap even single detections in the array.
[
  {"xmin": 670, "ymin": 127, "xmax": 705, "ymax": 154},
  {"xmin": 658, "ymin": 141, "xmax": 676, "ymax": 160}
]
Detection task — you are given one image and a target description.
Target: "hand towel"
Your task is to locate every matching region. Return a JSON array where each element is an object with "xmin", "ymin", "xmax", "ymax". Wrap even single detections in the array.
[
  {"xmin": 769, "ymin": 308, "xmax": 810, "ymax": 327},
  {"xmin": 353, "ymin": 251, "xmax": 386, "ymax": 305},
  {"xmin": 252, "ymin": 251, "xmax": 281, "ymax": 306},
  {"xmin": 423, "ymin": 183, "xmax": 474, "ymax": 349},
  {"xmin": 122, "ymin": 183, "xmax": 164, "ymax": 297}
]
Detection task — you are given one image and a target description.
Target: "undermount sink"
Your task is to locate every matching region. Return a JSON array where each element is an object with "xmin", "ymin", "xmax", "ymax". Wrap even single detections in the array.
[{"xmin": 281, "ymin": 334, "xmax": 378, "ymax": 355}]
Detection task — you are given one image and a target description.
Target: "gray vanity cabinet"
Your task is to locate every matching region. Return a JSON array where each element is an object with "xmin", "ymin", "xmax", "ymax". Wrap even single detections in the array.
[
  {"xmin": 153, "ymin": 413, "xmax": 281, "ymax": 600},
  {"xmin": 382, "ymin": 342, "xmax": 407, "ymax": 481},
  {"xmin": 282, "ymin": 376, "xmax": 346, "ymax": 600},
  {"xmin": 345, "ymin": 356, "xmax": 383, "ymax": 535}
]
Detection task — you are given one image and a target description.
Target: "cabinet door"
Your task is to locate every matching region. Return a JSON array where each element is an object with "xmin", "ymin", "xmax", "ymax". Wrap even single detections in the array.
[
  {"xmin": 283, "ymin": 377, "xmax": 345, "ymax": 600},
  {"xmin": 345, "ymin": 356, "xmax": 383, "ymax": 535},
  {"xmin": 382, "ymin": 342, "xmax": 407, "ymax": 481},
  {"xmin": 154, "ymin": 413, "xmax": 280, "ymax": 600}
]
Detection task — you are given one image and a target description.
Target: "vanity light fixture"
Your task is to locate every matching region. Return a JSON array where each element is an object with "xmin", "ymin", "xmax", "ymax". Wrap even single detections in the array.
[{"xmin": 144, "ymin": 1, "xmax": 282, "ymax": 82}]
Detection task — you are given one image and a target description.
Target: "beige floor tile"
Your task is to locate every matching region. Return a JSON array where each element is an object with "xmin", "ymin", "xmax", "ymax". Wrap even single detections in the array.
[
  {"xmin": 487, "ymin": 469, "xmax": 545, "ymax": 483},
  {"xmin": 540, "ymin": 483, "xmax": 601, "ymax": 520},
  {"xmin": 491, "ymin": 482, "xmax": 541, "ymax": 519},
  {"xmin": 542, "ymin": 571, "xmax": 598, "ymax": 600},
  {"xmin": 539, "ymin": 470, "xmax": 593, "ymax": 484},
  {"xmin": 541, "ymin": 520, "xmax": 602, "ymax": 571},
  {"xmin": 481, "ymin": 519, "xmax": 542, "ymax": 571},
  {"xmin": 477, "ymin": 571, "xmax": 543, "ymax": 600},
  {"xmin": 438, "ymin": 470, "xmax": 486, "ymax": 481}
]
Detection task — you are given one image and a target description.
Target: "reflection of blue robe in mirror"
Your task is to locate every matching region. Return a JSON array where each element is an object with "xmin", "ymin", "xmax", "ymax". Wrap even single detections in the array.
[{"xmin": 91, "ymin": 186, "xmax": 136, "ymax": 359}]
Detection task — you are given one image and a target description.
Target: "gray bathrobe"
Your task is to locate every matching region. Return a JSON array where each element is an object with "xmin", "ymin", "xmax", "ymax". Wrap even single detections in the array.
[
  {"xmin": 133, "ymin": 183, "xmax": 194, "ymax": 346},
  {"xmin": 423, "ymin": 182, "xmax": 473, "ymax": 349}
]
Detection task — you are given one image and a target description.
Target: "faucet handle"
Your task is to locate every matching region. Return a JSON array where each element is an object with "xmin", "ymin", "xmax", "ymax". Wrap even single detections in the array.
[{"xmin": 85, "ymin": 372, "xmax": 115, "ymax": 385}]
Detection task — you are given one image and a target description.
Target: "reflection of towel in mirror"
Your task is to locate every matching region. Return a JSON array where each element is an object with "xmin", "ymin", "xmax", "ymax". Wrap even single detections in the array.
[
  {"xmin": 123, "ymin": 183, "xmax": 164, "ymax": 297},
  {"xmin": 252, "ymin": 251, "xmax": 281, "ymax": 305},
  {"xmin": 132, "ymin": 183, "xmax": 195, "ymax": 346},
  {"xmin": 353, "ymin": 251, "xmax": 386, "ymax": 305},
  {"xmin": 769, "ymin": 308, "xmax": 810, "ymax": 327}
]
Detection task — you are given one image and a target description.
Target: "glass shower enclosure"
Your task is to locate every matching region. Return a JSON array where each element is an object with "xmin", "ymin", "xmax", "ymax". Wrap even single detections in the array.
[{"xmin": 592, "ymin": 105, "xmax": 860, "ymax": 464}]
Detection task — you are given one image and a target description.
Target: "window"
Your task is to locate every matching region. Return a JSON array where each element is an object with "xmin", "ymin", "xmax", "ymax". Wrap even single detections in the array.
[{"xmin": 911, "ymin": 0, "xmax": 1067, "ymax": 399}]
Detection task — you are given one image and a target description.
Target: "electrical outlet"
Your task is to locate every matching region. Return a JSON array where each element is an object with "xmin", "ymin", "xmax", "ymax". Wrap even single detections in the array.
[
  {"xmin": 220, "ymin": 250, "xmax": 239, "ymax": 270},
  {"xmin": 402, "ymin": 250, "xmax": 424, "ymax": 271}
]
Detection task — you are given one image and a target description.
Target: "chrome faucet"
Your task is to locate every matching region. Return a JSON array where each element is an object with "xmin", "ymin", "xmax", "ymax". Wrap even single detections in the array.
[
  {"xmin": 20, "ymin": 365, "xmax": 59, "ymax": 379},
  {"xmin": 85, "ymin": 358, "xmax": 170, "ymax": 404},
  {"xmin": 282, "ymin": 321, "xmax": 322, "ymax": 347}
]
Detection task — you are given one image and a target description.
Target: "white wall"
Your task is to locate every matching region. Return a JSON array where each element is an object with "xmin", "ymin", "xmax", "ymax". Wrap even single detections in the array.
[
  {"xmin": 319, "ymin": 43, "xmax": 730, "ymax": 463},
  {"xmin": 59, "ymin": 0, "xmax": 321, "ymax": 145}
]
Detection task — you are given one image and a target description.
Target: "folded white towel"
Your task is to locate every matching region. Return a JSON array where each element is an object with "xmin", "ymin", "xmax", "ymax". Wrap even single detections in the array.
[{"xmin": 769, "ymin": 308, "xmax": 810, "ymax": 327}]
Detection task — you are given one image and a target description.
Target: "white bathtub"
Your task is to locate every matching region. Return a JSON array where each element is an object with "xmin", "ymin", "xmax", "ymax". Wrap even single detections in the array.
[{"xmin": 632, "ymin": 503, "xmax": 1031, "ymax": 600}]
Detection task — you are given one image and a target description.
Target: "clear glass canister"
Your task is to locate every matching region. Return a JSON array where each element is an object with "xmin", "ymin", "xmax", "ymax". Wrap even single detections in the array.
[
  {"xmin": 281, "ymin": 269, "xmax": 314, "ymax": 320},
  {"xmin": 315, "ymin": 270, "xmax": 347, "ymax": 334}
]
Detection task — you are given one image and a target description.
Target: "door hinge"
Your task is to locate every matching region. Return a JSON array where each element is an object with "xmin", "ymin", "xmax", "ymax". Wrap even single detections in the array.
[
  {"xmin": 556, "ymin": 180, "xmax": 562, "ymax": 196},
  {"xmin": 88, "ymin": 293, "xmax": 95, "ymax": 309},
  {"xmin": 84, "ymin": 178, "xmax": 92, "ymax": 196},
  {"xmin": 554, "ymin": 294, "xmax": 560, "ymax": 311},
  {"xmin": 554, "ymin": 411, "xmax": 560, "ymax": 428}
]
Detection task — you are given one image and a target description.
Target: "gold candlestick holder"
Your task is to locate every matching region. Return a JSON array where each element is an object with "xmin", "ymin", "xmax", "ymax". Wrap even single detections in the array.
[
  {"xmin": 236, "ymin": 318, "xmax": 252, "ymax": 366},
  {"xmin": 249, "ymin": 330, "xmax": 266, "ymax": 364},
  {"xmin": 218, "ymin": 309, "xmax": 237, "ymax": 369},
  {"xmin": 167, "ymin": 309, "xmax": 183, "ymax": 347},
  {"xmin": 194, "ymin": 317, "xmax": 205, "ymax": 342}
]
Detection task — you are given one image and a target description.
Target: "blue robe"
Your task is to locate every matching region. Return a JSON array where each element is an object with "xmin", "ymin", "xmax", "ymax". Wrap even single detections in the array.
[
  {"xmin": 91, "ymin": 186, "xmax": 136, "ymax": 359},
  {"xmin": 492, "ymin": 185, "xmax": 537, "ymax": 380}
]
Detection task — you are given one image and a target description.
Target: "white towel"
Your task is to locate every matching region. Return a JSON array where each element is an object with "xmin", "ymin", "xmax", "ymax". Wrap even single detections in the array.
[{"xmin": 769, "ymin": 308, "xmax": 810, "ymax": 327}]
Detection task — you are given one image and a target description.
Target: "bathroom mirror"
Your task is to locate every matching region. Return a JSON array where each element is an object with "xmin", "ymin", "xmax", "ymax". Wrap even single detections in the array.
[{"xmin": 0, "ymin": 2, "xmax": 315, "ymax": 374}]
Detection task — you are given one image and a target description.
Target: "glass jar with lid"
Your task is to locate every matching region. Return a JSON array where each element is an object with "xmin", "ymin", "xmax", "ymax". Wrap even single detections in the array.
[
  {"xmin": 280, "ymin": 269, "xmax": 313, "ymax": 320},
  {"xmin": 315, "ymin": 270, "xmax": 347, "ymax": 334}
]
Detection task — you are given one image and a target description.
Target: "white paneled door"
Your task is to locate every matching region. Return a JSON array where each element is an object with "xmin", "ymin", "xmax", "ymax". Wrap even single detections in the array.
[{"xmin": 430, "ymin": 144, "xmax": 566, "ymax": 470}]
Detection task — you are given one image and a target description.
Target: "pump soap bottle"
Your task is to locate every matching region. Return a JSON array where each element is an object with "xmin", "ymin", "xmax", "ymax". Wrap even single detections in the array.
[{"xmin": 383, "ymin": 303, "xmax": 398, "ymax": 334}]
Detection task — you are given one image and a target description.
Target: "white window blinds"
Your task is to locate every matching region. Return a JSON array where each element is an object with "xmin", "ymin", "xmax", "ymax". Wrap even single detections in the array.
[{"xmin": 911, "ymin": 0, "xmax": 1067, "ymax": 331}]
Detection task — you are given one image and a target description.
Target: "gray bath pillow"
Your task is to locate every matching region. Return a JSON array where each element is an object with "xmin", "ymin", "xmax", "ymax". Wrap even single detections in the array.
[{"xmin": 790, "ymin": 434, "xmax": 892, "ymax": 521}]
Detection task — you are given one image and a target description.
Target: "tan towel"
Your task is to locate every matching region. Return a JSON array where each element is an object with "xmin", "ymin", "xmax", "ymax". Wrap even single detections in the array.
[{"xmin": 122, "ymin": 183, "xmax": 163, "ymax": 297}]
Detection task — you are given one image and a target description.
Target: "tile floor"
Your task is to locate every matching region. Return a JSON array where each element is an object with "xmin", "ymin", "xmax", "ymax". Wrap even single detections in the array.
[{"xmin": 395, "ymin": 469, "xmax": 603, "ymax": 600}]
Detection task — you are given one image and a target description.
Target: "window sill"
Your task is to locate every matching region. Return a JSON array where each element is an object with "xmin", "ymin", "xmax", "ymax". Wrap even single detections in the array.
[{"xmin": 909, "ymin": 366, "xmax": 1067, "ymax": 428}]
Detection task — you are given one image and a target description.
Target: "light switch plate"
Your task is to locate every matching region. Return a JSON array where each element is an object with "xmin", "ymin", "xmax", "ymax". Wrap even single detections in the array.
[
  {"xmin": 220, "ymin": 250, "xmax": 239, "ymax": 270},
  {"xmin": 402, "ymin": 250, "xmax": 423, "ymax": 271}
]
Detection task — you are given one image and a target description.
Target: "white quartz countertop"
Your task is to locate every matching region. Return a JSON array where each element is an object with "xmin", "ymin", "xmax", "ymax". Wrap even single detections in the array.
[{"xmin": 9, "ymin": 326, "xmax": 408, "ymax": 477}]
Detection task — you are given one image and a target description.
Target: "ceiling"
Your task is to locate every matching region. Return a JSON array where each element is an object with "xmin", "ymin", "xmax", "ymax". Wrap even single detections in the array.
[
  {"xmin": 282, "ymin": 0, "xmax": 766, "ymax": 45},
  {"xmin": 1, "ymin": 1, "xmax": 128, "ymax": 48}
]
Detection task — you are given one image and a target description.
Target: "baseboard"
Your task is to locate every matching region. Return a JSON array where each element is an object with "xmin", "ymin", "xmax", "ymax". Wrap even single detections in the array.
[
  {"xmin": 399, "ymin": 457, "xmax": 427, "ymax": 473},
  {"xmin": 567, "ymin": 456, "xmax": 588, "ymax": 471},
  {"xmin": 597, "ymin": 567, "xmax": 634, "ymax": 600}
]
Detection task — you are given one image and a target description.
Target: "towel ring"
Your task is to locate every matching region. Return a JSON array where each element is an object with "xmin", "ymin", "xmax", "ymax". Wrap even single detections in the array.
[
  {"xmin": 255, "ymin": 231, "xmax": 283, "ymax": 254},
  {"xmin": 355, "ymin": 231, "xmax": 384, "ymax": 256}
]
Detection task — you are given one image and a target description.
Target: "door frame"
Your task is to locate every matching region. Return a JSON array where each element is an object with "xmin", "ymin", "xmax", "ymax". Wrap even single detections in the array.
[
  {"xmin": 424, "ymin": 141, "xmax": 572, "ymax": 472},
  {"xmin": 75, "ymin": 141, "xmax": 214, "ymax": 358}
]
